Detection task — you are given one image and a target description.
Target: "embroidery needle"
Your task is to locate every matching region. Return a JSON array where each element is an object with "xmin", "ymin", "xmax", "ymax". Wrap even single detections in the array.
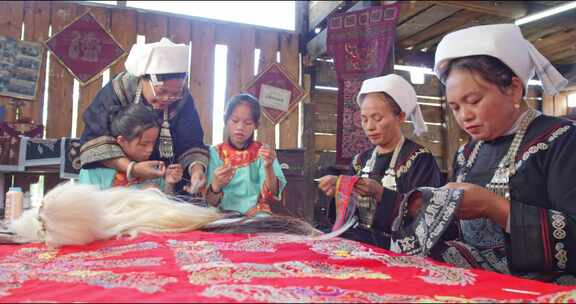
[{"xmin": 501, "ymin": 288, "xmax": 541, "ymax": 296}]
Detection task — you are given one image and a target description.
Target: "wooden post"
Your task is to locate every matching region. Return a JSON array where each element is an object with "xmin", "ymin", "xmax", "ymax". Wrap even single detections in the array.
[
  {"xmin": 256, "ymin": 30, "xmax": 279, "ymax": 147},
  {"xmin": 279, "ymin": 33, "xmax": 300, "ymax": 149},
  {"xmin": 190, "ymin": 21, "xmax": 215, "ymax": 145}
]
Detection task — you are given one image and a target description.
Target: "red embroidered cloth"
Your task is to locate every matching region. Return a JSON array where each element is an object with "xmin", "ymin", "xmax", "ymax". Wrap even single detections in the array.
[{"xmin": 0, "ymin": 231, "xmax": 573, "ymax": 302}]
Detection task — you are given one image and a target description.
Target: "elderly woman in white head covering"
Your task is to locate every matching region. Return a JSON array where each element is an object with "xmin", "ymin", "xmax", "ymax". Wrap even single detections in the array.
[
  {"xmin": 80, "ymin": 38, "xmax": 208, "ymax": 195},
  {"xmin": 390, "ymin": 24, "xmax": 575, "ymax": 284},
  {"xmin": 317, "ymin": 74, "xmax": 443, "ymax": 249}
]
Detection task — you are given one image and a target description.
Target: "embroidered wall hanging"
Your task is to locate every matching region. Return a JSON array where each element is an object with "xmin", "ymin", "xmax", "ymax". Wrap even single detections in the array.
[
  {"xmin": 244, "ymin": 63, "xmax": 306, "ymax": 125},
  {"xmin": 327, "ymin": 4, "xmax": 399, "ymax": 163},
  {"xmin": 45, "ymin": 11, "xmax": 125, "ymax": 85}
]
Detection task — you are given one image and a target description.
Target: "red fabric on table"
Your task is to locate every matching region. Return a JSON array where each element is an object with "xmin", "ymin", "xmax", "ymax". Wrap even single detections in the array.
[{"xmin": 0, "ymin": 231, "xmax": 574, "ymax": 303}]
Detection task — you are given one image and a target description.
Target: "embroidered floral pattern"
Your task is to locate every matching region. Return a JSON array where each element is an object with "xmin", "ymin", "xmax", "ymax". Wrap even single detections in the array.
[
  {"xmin": 396, "ymin": 148, "xmax": 428, "ymax": 176},
  {"xmin": 310, "ymin": 238, "xmax": 477, "ymax": 286},
  {"xmin": 0, "ymin": 242, "xmax": 177, "ymax": 296},
  {"xmin": 515, "ymin": 124, "xmax": 572, "ymax": 171},
  {"xmin": 200, "ymin": 284, "xmax": 530, "ymax": 303},
  {"xmin": 170, "ymin": 238, "xmax": 390, "ymax": 285}
]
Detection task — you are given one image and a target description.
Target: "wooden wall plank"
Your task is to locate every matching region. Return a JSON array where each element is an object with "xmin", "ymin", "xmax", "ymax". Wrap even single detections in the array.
[
  {"xmin": 279, "ymin": 32, "xmax": 300, "ymax": 149},
  {"xmin": 314, "ymin": 113, "xmax": 337, "ymax": 134},
  {"xmin": 22, "ymin": 1, "xmax": 51, "ymax": 124},
  {"xmin": 256, "ymin": 30, "xmax": 279, "ymax": 147},
  {"xmin": 190, "ymin": 21, "xmax": 215, "ymax": 144},
  {"xmin": 109, "ymin": 9, "xmax": 137, "ymax": 77},
  {"xmin": 46, "ymin": 2, "xmax": 76, "ymax": 138},
  {"xmin": 168, "ymin": 16, "xmax": 191, "ymax": 44},
  {"xmin": 239, "ymin": 28, "xmax": 256, "ymax": 87},
  {"xmin": 144, "ymin": 13, "xmax": 168, "ymax": 43},
  {"xmin": 76, "ymin": 6, "xmax": 109, "ymax": 137},
  {"xmin": 0, "ymin": 1, "xmax": 25, "ymax": 122},
  {"xmin": 315, "ymin": 133, "xmax": 336, "ymax": 151},
  {"xmin": 219, "ymin": 25, "xmax": 242, "ymax": 102}
]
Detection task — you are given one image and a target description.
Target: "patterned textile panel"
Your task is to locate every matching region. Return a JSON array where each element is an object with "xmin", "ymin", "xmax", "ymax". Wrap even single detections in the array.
[{"xmin": 0, "ymin": 231, "xmax": 574, "ymax": 303}]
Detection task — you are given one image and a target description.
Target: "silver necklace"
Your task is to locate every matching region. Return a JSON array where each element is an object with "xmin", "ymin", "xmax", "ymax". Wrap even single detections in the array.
[
  {"xmin": 361, "ymin": 135, "xmax": 405, "ymax": 191},
  {"xmin": 457, "ymin": 109, "xmax": 539, "ymax": 199}
]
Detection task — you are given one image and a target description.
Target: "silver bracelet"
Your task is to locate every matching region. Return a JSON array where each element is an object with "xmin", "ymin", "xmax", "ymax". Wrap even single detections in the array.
[{"xmin": 126, "ymin": 161, "xmax": 137, "ymax": 181}]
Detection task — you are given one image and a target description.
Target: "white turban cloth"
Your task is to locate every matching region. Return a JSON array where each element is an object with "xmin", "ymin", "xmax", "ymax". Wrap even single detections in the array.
[
  {"xmin": 124, "ymin": 37, "xmax": 189, "ymax": 77},
  {"xmin": 357, "ymin": 74, "xmax": 428, "ymax": 136},
  {"xmin": 434, "ymin": 23, "xmax": 568, "ymax": 96}
]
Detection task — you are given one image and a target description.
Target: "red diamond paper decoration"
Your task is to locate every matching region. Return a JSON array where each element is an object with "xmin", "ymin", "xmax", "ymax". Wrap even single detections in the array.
[
  {"xmin": 244, "ymin": 63, "xmax": 306, "ymax": 125},
  {"xmin": 46, "ymin": 11, "xmax": 125, "ymax": 85}
]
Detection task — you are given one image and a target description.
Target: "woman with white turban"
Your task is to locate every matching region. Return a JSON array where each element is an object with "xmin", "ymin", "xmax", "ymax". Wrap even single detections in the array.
[
  {"xmin": 80, "ymin": 38, "xmax": 208, "ymax": 195},
  {"xmin": 317, "ymin": 74, "xmax": 443, "ymax": 249},
  {"xmin": 390, "ymin": 24, "xmax": 574, "ymax": 284}
]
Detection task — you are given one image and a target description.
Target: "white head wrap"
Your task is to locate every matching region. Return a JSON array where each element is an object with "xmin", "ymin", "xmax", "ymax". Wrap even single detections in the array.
[
  {"xmin": 356, "ymin": 74, "xmax": 428, "ymax": 136},
  {"xmin": 124, "ymin": 37, "xmax": 189, "ymax": 77},
  {"xmin": 434, "ymin": 23, "xmax": 568, "ymax": 96}
]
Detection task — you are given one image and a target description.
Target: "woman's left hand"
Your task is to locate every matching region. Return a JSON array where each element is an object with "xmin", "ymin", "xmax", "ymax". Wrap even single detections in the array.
[
  {"xmin": 259, "ymin": 144, "xmax": 277, "ymax": 168},
  {"xmin": 354, "ymin": 177, "xmax": 384, "ymax": 201},
  {"xmin": 443, "ymin": 182, "xmax": 510, "ymax": 227}
]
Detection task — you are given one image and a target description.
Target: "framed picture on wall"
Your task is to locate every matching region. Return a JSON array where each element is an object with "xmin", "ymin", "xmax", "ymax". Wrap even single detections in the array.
[{"xmin": 0, "ymin": 35, "xmax": 44, "ymax": 100}]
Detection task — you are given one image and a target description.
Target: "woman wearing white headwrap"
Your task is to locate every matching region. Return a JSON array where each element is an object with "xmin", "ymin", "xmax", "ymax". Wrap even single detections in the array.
[
  {"xmin": 317, "ymin": 74, "xmax": 443, "ymax": 249},
  {"xmin": 80, "ymin": 38, "xmax": 209, "ymax": 195},
  {"xmin": 389, "ymin": 24, "xmax": 575, "ymax": 284}
]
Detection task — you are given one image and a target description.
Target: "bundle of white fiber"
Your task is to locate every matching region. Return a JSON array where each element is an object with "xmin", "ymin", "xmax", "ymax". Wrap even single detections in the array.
[
  {"xmin": 10, "ymin": 182, "xmax": 352, "ymax": 248},
  {"xmin": 11, "ymin": 182, "xmax": 222, "ymax": 247}
]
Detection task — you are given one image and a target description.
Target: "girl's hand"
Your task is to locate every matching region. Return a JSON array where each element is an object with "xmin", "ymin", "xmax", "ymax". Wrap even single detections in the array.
[
  {"xmin": 210, "ymin": 164, "xmax": 236, "ymax": 193},
  {"xmin": 132, "ymin": 160, "xmax": 165, "ymax": 180},
  {"xmin": 165, "ymin": 164, "xmax": 183, "ymax": 184},
  {"xmin": 259, "ymin": 144, "xmax": 277, "ymax": 168}
]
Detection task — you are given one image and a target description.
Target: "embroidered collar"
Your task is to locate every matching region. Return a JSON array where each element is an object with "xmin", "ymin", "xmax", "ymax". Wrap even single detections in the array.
[{"xmin": 217, "ymin": 141, "xmax": 262, "ymax": 168}]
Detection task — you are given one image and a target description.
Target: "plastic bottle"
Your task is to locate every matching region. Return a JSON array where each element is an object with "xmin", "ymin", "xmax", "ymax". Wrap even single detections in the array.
[{"xmin": 4, "ymin": 187, "xmax": 23, "ymax": 223}]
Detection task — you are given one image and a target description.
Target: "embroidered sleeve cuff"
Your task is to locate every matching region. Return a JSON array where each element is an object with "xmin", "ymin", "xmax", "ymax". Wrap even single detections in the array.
[
  {"xmin": 80, "ymin": 136, "xmax": 125, "ymax": 168},
  {"xmin": 178, "ymin": 147, "xmax": 209, "ymax": 173}
]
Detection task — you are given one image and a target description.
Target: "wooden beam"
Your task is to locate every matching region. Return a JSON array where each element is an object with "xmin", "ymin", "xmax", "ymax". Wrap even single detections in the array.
[
  {"xmin": 412, "ymin": 14, "xmax": 510, "ymax": 51},
  {"xmin": 399, "ymin": 10, "xmax": 484, "ymax": 48},
  {"xmin": 431, "ymin": 1, "xmax": 528, "ymax": 19},
  {"xmin": 535, "ymin": 30, "xmax": 576, "ymax": 55},
  {"xmin": 396, "ymin": 1, "xmax": 435, "ymax": 25},
  {"xmin": 396, "ymin": 5, "xmax": 460, "ymax": 40},
  {"xmin": 308, "ymin": 0, "xmax": 344, "ymax": 32},
  {"xmin": 306, "ymin": 27, "xmax": 327, "ymax": 61},
  {"xmin": 521, "ymin": 10, "xmax": 576, "ymax": 39}
]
